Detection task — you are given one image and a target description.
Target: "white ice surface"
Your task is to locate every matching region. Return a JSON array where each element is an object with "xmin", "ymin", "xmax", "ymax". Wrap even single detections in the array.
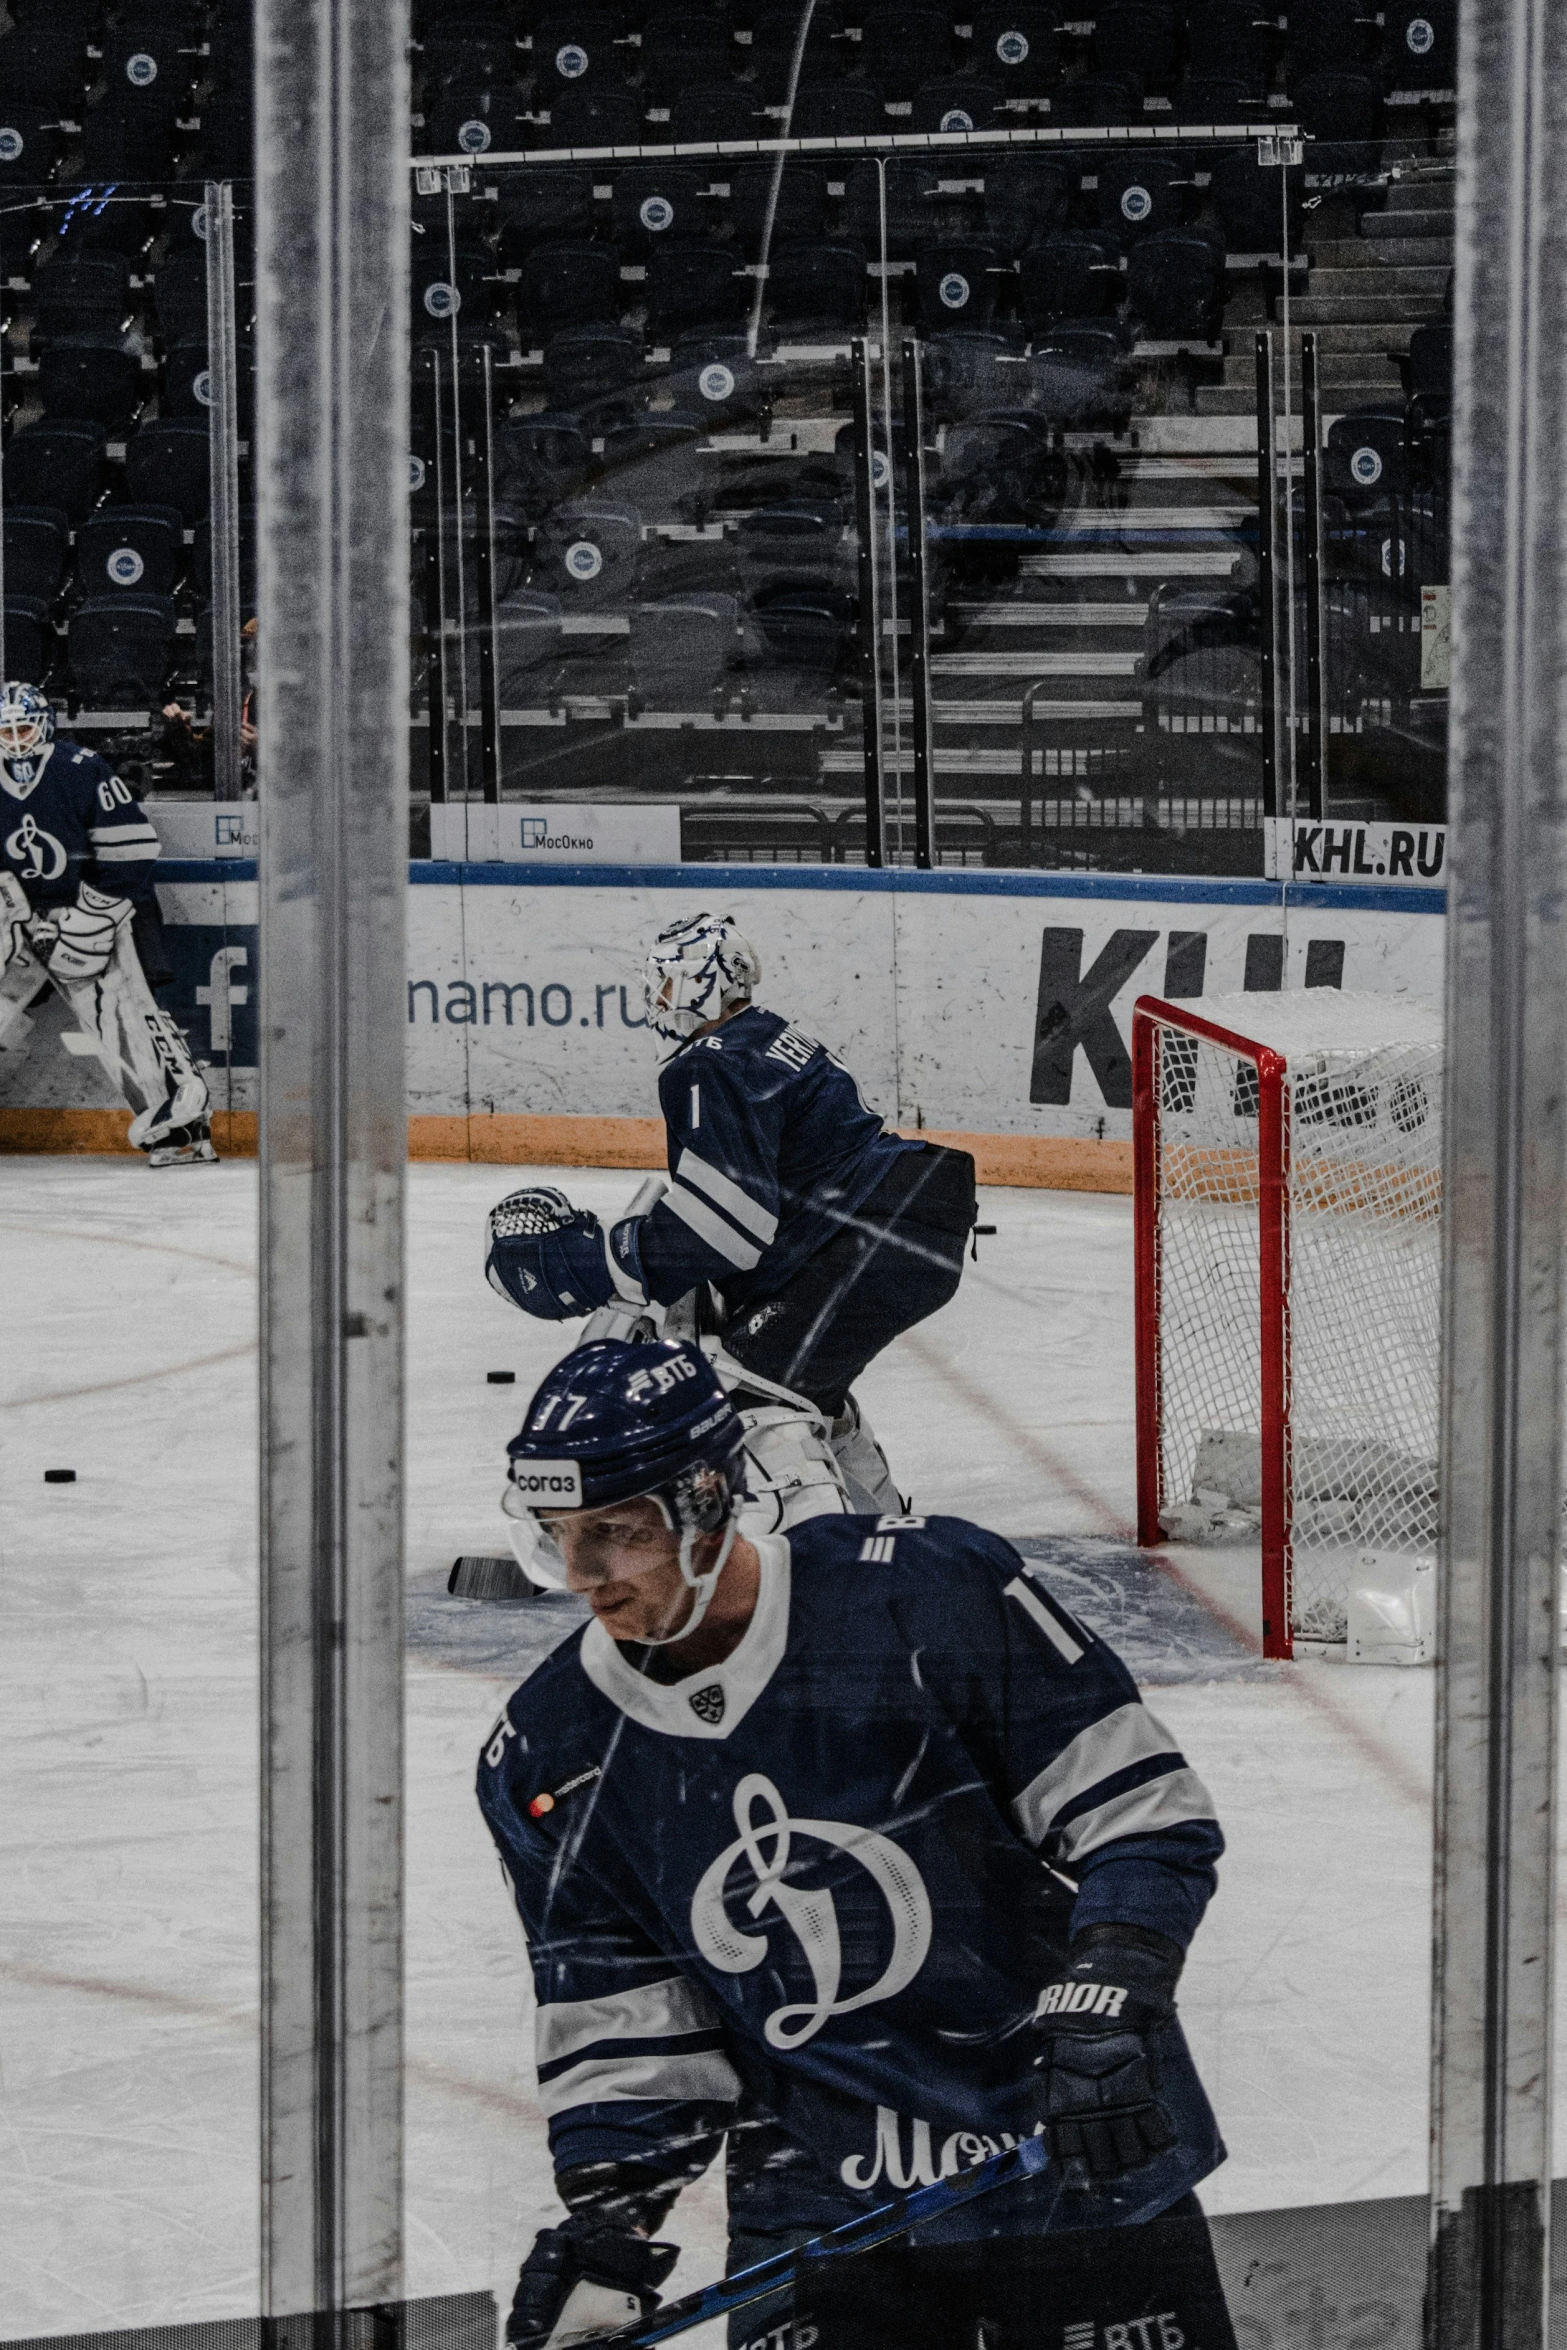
[{"xmin": 0, "ymin": 1158, "xmax": 1472, "ymax": 2340}]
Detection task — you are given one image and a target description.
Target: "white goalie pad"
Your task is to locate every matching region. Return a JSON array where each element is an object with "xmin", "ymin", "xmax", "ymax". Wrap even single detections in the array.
[{"xmin": 55, "ymin": 921, "xmax": 210, "ymax": 1147}]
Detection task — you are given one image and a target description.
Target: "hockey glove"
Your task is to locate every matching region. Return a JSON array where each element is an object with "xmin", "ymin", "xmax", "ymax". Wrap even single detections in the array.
[
  {"xmin": 505, "ymin": 2211, "xmax": 679, "ymax": 2350},
  {"xmin": 1031, "ymin": 1925, "xmax": 1182, "ymax": 2188},
  {"xmin": 485, "ymin": 1187, "xmax": 618, "ymax": 1322},
  {"xmin": 46, "ymin": 885, "xmax": 130, "ymax": 984}
]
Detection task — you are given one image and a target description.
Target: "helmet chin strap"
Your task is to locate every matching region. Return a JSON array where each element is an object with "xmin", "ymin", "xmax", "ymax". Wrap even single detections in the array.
[{"xmin": 639, "ymin": 1517, "xmax": 739, "ymax": 1648}]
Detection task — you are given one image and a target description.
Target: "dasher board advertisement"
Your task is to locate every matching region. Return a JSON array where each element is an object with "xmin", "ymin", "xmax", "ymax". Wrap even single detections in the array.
[{"xmin": 1265, "ymin": 818, "xmax": 1447, "ymax": 886}]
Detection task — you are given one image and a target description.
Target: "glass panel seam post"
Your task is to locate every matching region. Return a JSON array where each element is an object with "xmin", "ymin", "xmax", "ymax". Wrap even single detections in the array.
[
  {"xmin": 1430, "ymin": 0, "xmax": 1567, "ymax": 2336},
  {"xmin": 1255, "ymin": 329, "xmax": 1280, "ymax": 824},
  {"xmin": 1299, "ymin": 328, "xmax": 1328, "ymax": 825},
  {"xmin": 851, "ymin": 335, "xmax": 885, "ymax": 869},
  {"xmin": 900, "ymin": 335, "xmax": 935, "ymax": 873},
  {"xmin": 475, "ymin": 344, "xmax": 501, "ymax": 804},
  {"xmin": 205, "ymin": 179, "xmax": 244, "ymax": 803},
  {"xmin": 256, "ymin": 0, "xmax": 409, "ymax": 2313}
]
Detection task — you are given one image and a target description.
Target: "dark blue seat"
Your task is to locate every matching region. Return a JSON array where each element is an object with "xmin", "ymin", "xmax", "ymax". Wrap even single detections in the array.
[
  {"xmin": 124, "ymin": 420, "xmax": 211, "ymax": 525},
  {"xmin": 912, "ymin": 76, "xmax": 999, "ymax": 134},
  {"xmin": 858, "ymin": 6, "xmax": 953, "ymax": 103},
  {"xmin": 1284, "ymin": 0, "xmax": 1379, "ymax": 76},
  {"xmin": 766, "ymin": 239, "xmax": 866, "ymax": 332},
  {"xmin": 542, "ymin": 323, "xmax": 648, "ymax": 411},
  {"xmin": 0, "ymin": 105, "xmax": 61, "ymax": 188},
  {"xmin": 3, "ymin": 597, "xmax": 53, "ymax": 682},
  {"xmin": 646, "ymin": 239, "xmax": 748, "ymax": 338},
  {"xmin": 0, "ymin": 21, "xmax": 87, "ymax": 108},
  {"xmin": 1050, "ymin": 72, "xmax": 1141, "ymax": 125},
  {"xmin": 969, "ymin": 6, "xmax": 1060, "ymax": 97},
  {"xmin": 77, "ymin": 506, "xmax": 185, "ymax": 599},
  {"xmin": 1187, "ymin": 0, "xmax": 1274, "ymax": 86},
  {"xmin": 600, "ymin": 412, "xmax": 712, "ymax": 521},
  {"xmin": 612, "ymin": 163, "xmax": 709, "ymax": 256},
  {"xmin": 842, "ymin": 157, "xmax": 943, "ymax": 261},
  {"xmin": 663, "ymin": 334, "xmax": 766, "ymax": 425},
  {"xmin": 628, "ymin": 597, "xmax": 739, "ymax": 712},
  {"xmin": 982, "ymin": 156, "xmax": 1071, "ymax": 257},
  {"xmin": 1384, "ymin": 0, "xmax": 1454, "ymax": 86},
  {"xmin": 70, "ymin": 594, "xmax": 179, "ymax": 706},
  {"xmin": 784, "ymin": 81, "xmax": 885, "ymax": 137},
  {"xmin": 3, "ymin": 508, "xmax": 72, "ymax": 604},
  {"xmin": 533, "ymin": 499, "xmax": 642, "ymax": 606},
  {"xmin": 496, "ymin": 168, "xmax": 598, "ymax": 262},
  {"xmin": 497, "ymin": 414, "xmax": 594, "ymax": 515},
  {"xmin": 1125, "ymin": 228, "xmax": 1225, "ymax": 339},
  {"xmin": 80, "ymin": 92, "xmax": 181, "ymax": 179},
  {"xmin": 37, "ymin": 336, "xmax": 143, "ymax": 431},
  {"xmin": 532, "ymin": 10, "xmax": 626, "ymax": 94},
  {"xmin": 1293, "ymin": 67, "xmax": 1384, "ymax": 142},
  {"xmin": 736, "ymin": 497, "xmax": 850, "ymax": 596},
  {"xmin": 750, "ymin": 3, "xmax": 848, "ymax": 99},
  {"xmin": 1093, "ymin": 1, "xmax": 1180, "ymax": 88},
  {"xmin": 422, "ymin": 85, "xmax": 520, "ymax": 156},
  {"xmin": 1407, "ymin": 319, "xmax": 1452, "ymax": 400},
  {"xmin": 33, "ymin": 255, "xmax": 131, "ymax": 342},
  {"xmin": 668, "ymin": 82, "xmax": 760, "ymax": 143},
  {"xmin": 1209, "ymin": 146, "xmax": 1302, "ymax": 250},
  {"xmin": 917, "ymin": 242, "xmax": 1005, "ymax": 331},
  {"xmin": 728, "ymin": 160, "xmax": 828, "ymax": 253},
  {"xmin": 549, "ymin": 82, "xmax": 645, "ymax": 143},
  {"xmin": 1019, "ymin": 231, "xmax": 1123, "ymax": 328},
  {"xmin": 495, "ymin": 593, "xmax": 566, "ymax": 704},
  {"xmin": 518, "ymin": 240, "xmax": 622, "ymax": 330},
  {"xmin": 155, "ymin": 251, "xmax": 211, "ymax": 345},
  {"xmin": 1325, "ymin": 405, "xmax": 1408, "ymax": 499},
  {"xmin": 1096, "ymin": 154, "xmax": 1192, "ymax": 244},
  {"xmin": 3, "ymin": 420, "xmax": 107, "ymax": 523},
  {"xmin": 638, "ymin": 9, "xmax": 737, "ymax": 106}
]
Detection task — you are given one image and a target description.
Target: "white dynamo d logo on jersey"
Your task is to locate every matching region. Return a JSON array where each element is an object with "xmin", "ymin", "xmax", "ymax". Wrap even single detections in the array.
[{"xmin": 690, "ymin": 1773, "xmax": 932, "ymax": 2050}]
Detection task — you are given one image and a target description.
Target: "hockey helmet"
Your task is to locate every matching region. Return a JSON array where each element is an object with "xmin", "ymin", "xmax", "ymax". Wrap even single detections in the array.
[
  {"xmin": 0, "ymin": 682, "xmax": 55, "ymax": 764},
  {"xmin": 502, "ymin": 1337, "xmax": 748, "ymax": 1638},
  {"xmin": 642, "ymin": 911, "xmax": 760, "ymax": 1044}
]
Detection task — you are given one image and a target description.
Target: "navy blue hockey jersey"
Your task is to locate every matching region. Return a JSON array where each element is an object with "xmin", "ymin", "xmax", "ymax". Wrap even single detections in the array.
[
  {"xmin": 477, "ymin": 1515, "xmax": 1226, "ymax": 2245},
  {"xmin": 619, "ymin": 1006, "xmax": 920, "ymax": 1315},
  {"xmin": 0, "ymin": 741, "xmax": 161, "ymax": 911}
]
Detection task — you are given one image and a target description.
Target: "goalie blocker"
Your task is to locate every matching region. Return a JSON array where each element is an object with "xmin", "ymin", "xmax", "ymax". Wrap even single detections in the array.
[{"xmin": 481, "ymin": 1340, "xmax": 1238, "ymax": 2350}]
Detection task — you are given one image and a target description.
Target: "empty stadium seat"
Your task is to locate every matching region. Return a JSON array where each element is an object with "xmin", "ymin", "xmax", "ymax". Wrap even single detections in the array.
[
  {"xmin": 668, "ymin": 83, "xmax": 761, "ymax": 142},
  {"xmin": 1325, "ymin": 405, "xmax": 1408, "ymax": 498},
  {"xmin": 921, "ymin": 330, "xmax": 1029, "ymax": 421},
  {"xmin": 533, "ymin": 500, "xmax": 641, "ymax": 605},
  {"xmin": 0, "ymin": 21, "xmax": 88, "ymax": 109},
  {"xmin": 736, "ymin": 497, "xmax": 850, "ymax": 595},
  {"xmin": 613, "ymin": 164, "xmax": 709, "ymax": 255},
  {"xmin": 532, "ymin": 10, "xmax": 625, "ymax": 93},
  {"xmin": 646, "ymin": 239, "xmax": 748, "ymax": 337},
  {"xmin": 1284, "ymin": 0, "xmax": 1378, "ymax": 75},
  {"xmin": 1385, "ymin": 0, "xmax": 1455, "ymax": 86},
  {"xmin": 1019, "ymin": 231, "xmax": 1123, "ymax": 328},
  {"xmin": 1172, "ymin": 75, "xmax": 1264, "ymax": 123},
  {"xmin": 982, "ymin": 157, "xmax": 1070, "ymax": 257},
  {"xmin": 155, "ymin": 252, "xmax": 212, "ymax": 346},
  {"xmin": 1407, "ymin": 319, "xmax": 1453, "ymax": 400},
  {"xmin": 199, "ymin": 88, "xmax": 255, "ymax": 174},
  {"xmin": 412, "ymin": 237, "xmax": 497, "ymax": 332},
  {"xmin": 38, "ymin": 337, "xmax": 143, "ymax": 431},
  {"xmin": 628, "ymin": 597, "xmax": 739, "ymax": 711},
  {"xmin": 969, "ymin": 5, "xmax": 1060, "ymax": 98},
  {"xmin": 1126, "ymin": 228, "xmax": 1225, "ymax": 338},
  {"xmin": 3, "ymin": 420, "xmax": 107, "ymax": 523},
  {"xmin": 496, "ymin": 169, "xmax": 598, "ymax": 263},
  {"xmin": 497, "ymin": 414, "xmax": 594, "ymax": 513},
  {"xmin": 746, "ymin": 581, "xmax": 854, "ymax": 688},
  {"xmin": 912, "ymin": 76, "xmax": 999, "ymax": 134},
  {"xmin": 80, "ymin": 92, "xmax": 182, "ymax": 178},
  {"xmin": 3, "ymin": 509, "xmax": 71, "ymax": 605},
  {"xmin": 749, "ymin": 3, "xmax": 846, "ymax": 99},
  {"xmin": 0, "ymin": 106, "xmax": 61, "ymax": 189},
  {"xmin": 600, "ymin": 412, "xmax": 711, "ymax": 521},
  {"xmin": 842, "ymin": 157, "xmax": 943, "ymax": 261},
  {"xmin": 422, "ymin": 19, "xmax": 517, "ymax": 90},
  {"xmin": 663, "ymin": 334, "xmax": 766, "ymax": 424},
  {"xmin": 33, "ymin": 256, "xmax": 131, "ymax": 342},
  {"xmin": 639, "ymin": 9, "xmax": 737, "ymax": 105},
  {"xmin": 1293, "ymin": 68, "xmax": 1384, "ymax": 144},
  {"xmin": 916, "ymin": 242, "xmax": 1004, "ymax": 331},
  {"xmin": 766, "ymin": 240, "xmax": 866, "ymax": 332},
  {"xmin": 729, "ymin": 160, "xmax": 829, "ymax": 253},
  {"xmin": 1143, "ymin": 583, "xmax": 1259, "ymax": 722},
  {"xmin": 1093, "ymin": 1, "xmax": 1180, "ymax": 89},
  {"xmin": 124, "ymin": 419, "xmax": 210, "ymax": 524},
  {"xmin": 1096, "ymin": 155, "xmax": 1192, "ymax": 244},
  {"xmin": 77, "ymin": 506, "xmax": 185, "ymax": 599},
  {"xmin": 518, "ymin": 240, "xmax": 622, "ymax": 330},
  {"xmin": 423, "ymin": 86, "xmax": 520, "ymax": 156},
  {"xmin": 542, "ymin": 322, "xmax": 647, "ymax": 409},
  {"xmin": 1187, "ymin": 0, "xmax": 1274, "ymax": 88},
  {"xmin": 3, "ymin": 598, "xmax": 53, "ymax": 682},
  {"xmin": 494, "ymin": 593, "xmax": 566, "ymax": 703},
  {"xmin": 785, "ymin": 82, "xmax": 885, "ymax": 137},
  {"xmin": 1051, "ymin": 73, "xmax": 1141, "ymax": 126},
  {"xmin": 858, "ymin": 7, "xmax": 953, "ymax": 103},
  {"xmin": 70, "ymin": 594, "xmax": 179, "ymax": 705},
  {"xmin": 635, "ymin": 533, "xmax": 743, "ymax": 601},
  {"xmin": 549, "ymin": 83, "xmax": 645, "ymax": 143},
  {"xmin": 937, "ymin": 412, "xmax": 1059, "ymax": 525}
]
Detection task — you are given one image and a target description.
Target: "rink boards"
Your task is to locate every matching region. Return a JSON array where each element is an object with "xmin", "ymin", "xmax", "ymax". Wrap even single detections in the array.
[{"xmin": 0, "ymin": 863, "xmax": 1445, "ymax": 1184}]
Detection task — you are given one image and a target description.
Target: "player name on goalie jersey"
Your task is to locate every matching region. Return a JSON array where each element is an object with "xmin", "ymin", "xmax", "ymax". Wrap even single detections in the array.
[{"xmin": 478, "ymin": 1511, "xmax": 1226, "ymax": 2243}]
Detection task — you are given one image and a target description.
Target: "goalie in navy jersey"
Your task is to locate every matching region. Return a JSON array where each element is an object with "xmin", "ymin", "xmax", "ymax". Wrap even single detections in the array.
[
  {"xmin": 0, "ymin": 683, "xmax": 214, "ymax": 1166},
  {"xmin": 485, "ymin": 912, "xmax": 975, "ymax": 1510},
  {"xmin": 478, "ymin": 1339, "xmax": 1238, "ymax": 2350}
]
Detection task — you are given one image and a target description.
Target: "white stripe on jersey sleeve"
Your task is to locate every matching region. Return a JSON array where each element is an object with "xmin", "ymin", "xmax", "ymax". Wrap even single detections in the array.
[
  {"xmin": 90, "ymin": 822, "xmax": 161, "ymax": 860},
  {"xmin": 537, "ymin": 1974, "xmax": 723, "ymax": 2068},
  {"xmin": 1054, "ymin": 1765, "xmax": 1218, "ymax": 1864},
  {"xmin": 665, "ymin": 1179, "xmax": 763, "ymax": 1270},
  {"xmin": 1004, "ymin": 1574, "xmax": 1084, "ymax": 1663},
  {"xmin": 676, "ymin": 1147, "xmax": 779, "ymax": 1244},
  {"xmin": 1011, "ymin": 1701, "xmax": 1184, "ymax": 1848},
  {"xmin": 537, "ymin": 2046, "xmax": 741, "ymax": 2119}
]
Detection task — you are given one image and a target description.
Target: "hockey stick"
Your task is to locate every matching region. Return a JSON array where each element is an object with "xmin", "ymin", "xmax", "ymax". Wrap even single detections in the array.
[{"xmin": 584, "ymin": 2133, "xmax": 1058, "ymax": 2349}]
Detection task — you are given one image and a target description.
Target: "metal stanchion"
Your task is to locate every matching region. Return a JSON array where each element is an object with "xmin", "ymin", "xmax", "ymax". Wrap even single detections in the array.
[
  {"xmin": 900, "ymin": 336, "xmax": 935, "ymax": 873},
  {"xmin": 205, "ymin": 179, "xmax": 244, "ymax": 802},
  {"xmin": 255, "ymin": 0, "xmax": 409, "ymax": 2316},
  {"xmin": 1300, "ymin": 328, "xmax": 1328, "ymax": 825},
  {"xmin": 1255, "ymin": 329, "xmax": 1280, "ymax": 823},
  {"xmin": 850, "ymin": 335, "xmax": 885, "ymax": 868}
]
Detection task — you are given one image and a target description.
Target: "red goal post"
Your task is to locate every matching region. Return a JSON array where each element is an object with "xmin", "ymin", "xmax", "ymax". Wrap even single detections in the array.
[{"xmin": 1131, "ymin": 991, "xmax": 1443, "ymax": 1662}]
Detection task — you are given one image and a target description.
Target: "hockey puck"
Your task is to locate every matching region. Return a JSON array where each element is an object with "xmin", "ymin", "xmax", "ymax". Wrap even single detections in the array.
[
  {"xmin": 44, "ymin": 1469, "xmax": 76, "ymax": 1484},
  {"xmin": 486, "ymin": 1370, "xmax": 517, "ymax": 1385}
]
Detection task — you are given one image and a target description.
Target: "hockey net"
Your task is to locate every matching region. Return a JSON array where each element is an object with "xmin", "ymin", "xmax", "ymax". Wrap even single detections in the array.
[{"xmin": 1132, "ymin": 991, "xmax": 1443, "ymax": 1658}]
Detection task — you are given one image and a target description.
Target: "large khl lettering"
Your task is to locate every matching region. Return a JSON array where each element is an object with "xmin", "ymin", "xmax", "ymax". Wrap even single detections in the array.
[{"xmin": 690, "ymin": 1773, "xmax": 932, "ymax": 2050}]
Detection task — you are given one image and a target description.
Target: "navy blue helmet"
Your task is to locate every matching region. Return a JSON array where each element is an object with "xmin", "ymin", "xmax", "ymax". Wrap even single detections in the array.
[{"xmin": 502, "ymin": 1339, "xmax": 748, "ymax": 1627}]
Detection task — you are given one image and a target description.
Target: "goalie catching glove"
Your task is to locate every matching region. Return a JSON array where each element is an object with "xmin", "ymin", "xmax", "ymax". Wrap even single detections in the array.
[
  {"xmin": 507, "ymin": 2206, "xmax": 678, "ymax": 2350},
  {"xmin": 44, "ymin": 883, "xmax": 130, "ymax": 984},
  {"xmin": 486, "ymin": 1185, "xmax": 647, "ymax": 1322},
  {"xmin": 1031, "ymin": 1925, "xmax": 1182, "ymax": 2189}
]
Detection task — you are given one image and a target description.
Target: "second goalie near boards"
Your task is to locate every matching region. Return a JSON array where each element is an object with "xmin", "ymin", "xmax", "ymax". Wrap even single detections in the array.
[
  {"xmin": 478, "ymin": 1340, "xmax": 1239, "ymax": 2350},
  {"xmin": 483, "ymin": 911, "xmax": 977, "ymax": 1513}
]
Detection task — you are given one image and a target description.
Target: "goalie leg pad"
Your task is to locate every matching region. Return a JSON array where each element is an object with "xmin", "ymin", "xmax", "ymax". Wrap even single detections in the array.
[
  {"xmin": 53, "ymin": 925, "xmax": 212, "ymax": 1152},
  {"xmin": 829, "ymin": 1395, "xmax": 905, "ymax": 1515}
]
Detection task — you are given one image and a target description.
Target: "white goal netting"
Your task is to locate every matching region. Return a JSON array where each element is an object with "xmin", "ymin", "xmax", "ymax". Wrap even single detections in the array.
[{"xmin": 1146, "ymin": 991, "xmax": 1443, "ymax": 1644}]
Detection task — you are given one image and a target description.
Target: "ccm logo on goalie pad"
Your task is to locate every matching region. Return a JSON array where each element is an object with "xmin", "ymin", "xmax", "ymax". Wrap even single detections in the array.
[
  {"xmin": 1037, "ymin": 1981, "xmax": 1129, "ymax": 2020},
  {"xmin": 510, "ymin": 1460, "xmax": 583, "ymax": 1504}
]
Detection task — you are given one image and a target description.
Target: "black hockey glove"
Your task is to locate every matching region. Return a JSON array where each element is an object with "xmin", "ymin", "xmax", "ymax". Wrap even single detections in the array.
[
  {"xmin": 1031, "ymin": 1925, "xmax": 1183, "ymax": 2188},
  {"xmin": 506, "ymin": 2210, "xmax": 679, "ymax": 2350}
]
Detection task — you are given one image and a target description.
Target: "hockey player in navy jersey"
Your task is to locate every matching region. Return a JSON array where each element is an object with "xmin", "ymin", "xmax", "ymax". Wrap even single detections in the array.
[
  {"xmin": 485, "ymin": 913, "xmax": 975, "ymax": 1510},
  {"xmin": 0, "ymin": 683, "xmax": 214, "ymax": 1166},
  {"xmin": 479, "ymin": 1339, "xmax": 1238, "ymax": 2350}
]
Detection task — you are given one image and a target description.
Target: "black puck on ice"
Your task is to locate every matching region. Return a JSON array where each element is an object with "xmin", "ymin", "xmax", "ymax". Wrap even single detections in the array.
[
  {"xmin": 486, "ymin": 1370, "xmax": 517, "ymax": 1385},
  {"xmin": 44, "ymin": 1469, "xmax": 76, "ymax": 1484}
]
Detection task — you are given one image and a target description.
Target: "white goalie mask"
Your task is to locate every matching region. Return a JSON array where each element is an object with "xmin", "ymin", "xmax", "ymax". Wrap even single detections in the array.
[{"xmin": 643, "ymin": 912, "xmax": 761, "ymax": 1044}]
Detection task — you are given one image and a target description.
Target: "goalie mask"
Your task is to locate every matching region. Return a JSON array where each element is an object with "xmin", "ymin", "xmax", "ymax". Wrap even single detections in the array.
[
  {"xmin": 0, "ymin": 683, "xmax": 55, "ymax": 773},
  {"xmin": 643, "ymin": 912, "xmax": 760, "ymax": 1044},
  {"xmin": 502, "ymin": 1338, "xmax": 748, "ymax": 1642}
]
